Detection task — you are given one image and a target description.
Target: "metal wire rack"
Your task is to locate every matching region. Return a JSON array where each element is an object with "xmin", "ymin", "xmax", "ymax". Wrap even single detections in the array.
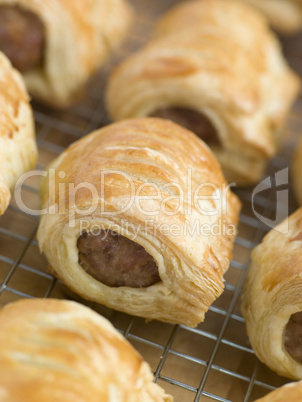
[{"xmin": 0, "ymin": 1, "xmax": 301, "ymax": 401}]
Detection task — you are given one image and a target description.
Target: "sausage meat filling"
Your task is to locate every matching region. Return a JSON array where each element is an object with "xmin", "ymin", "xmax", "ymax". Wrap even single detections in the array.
[
  {"xmin": 0, "ymin": 5, "xmax": 45, "ymax": 72},
  {"xmin": 283, "ymin": 312, "xmax": 302, "ymax": 364},
  {"xmin": 150, "ymin": 107, "xmax": 220, "ymax": 145},
  {"xmin": 77, "ymin": 230, "xmax": 160, "ymax": 288}
]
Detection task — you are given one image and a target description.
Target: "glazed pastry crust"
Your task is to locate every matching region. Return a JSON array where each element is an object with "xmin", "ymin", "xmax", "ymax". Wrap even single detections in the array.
[
  {"xmin": 241, "ymin": 207, "xmax": 302, "ymax": 380},
  {"xmin": 37, "ymin": 118, "xmax": 241, "ymax": 327},
  {"xmin": 255, "ymin": 381, "xmax": 302, "ymax": 402},
  {"xmin": 0, "ymin": 0, "xmax": 133, "ymax": 107},
  {"xmin": 0, "ymin": 298, "xmax": 172, "ymax": 402},
  {"xmin": 292, "ymin": 139, "xmax": 302, "ymax": 206},
  {"xmin": 245, "ymin": 0, "xmax": 302, "ymax": 34},
  {"xmin": 106, "ymin": 0, "xmax": 300, "ymax": 186},
  {"xmin": 0, "ymin": 51, "xmax": 36, "ymax": 215}
]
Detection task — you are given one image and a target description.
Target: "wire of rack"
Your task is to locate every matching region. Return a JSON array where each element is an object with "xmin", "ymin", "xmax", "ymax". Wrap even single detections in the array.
[{"xmin": 0, "ymin": 1, "xmax": 301, "ymax": 401}]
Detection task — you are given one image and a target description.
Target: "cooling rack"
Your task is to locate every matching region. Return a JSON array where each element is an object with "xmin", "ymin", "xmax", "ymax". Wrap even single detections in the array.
[{"xmin": 0, "ymin": 1, "xmax": 301, "ymax": 401}]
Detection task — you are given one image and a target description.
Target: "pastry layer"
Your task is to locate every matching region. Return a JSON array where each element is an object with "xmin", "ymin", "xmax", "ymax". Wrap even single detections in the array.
[
  {"xmin": 106, "ymin": 0, "xmax": 300, "ymax": 186},
  {"xmin": 37, "ymin": 117, "xmax": 241, "ymax": 327},
  {"xmin": 242, "ymin": 207, "xmax": 302, "ymax": 379},
  {"xmin": 255, "ymin": 381, "xmax": 302, "ymax": 402},
  {"xmin": 0, "ymin": 0, "xmax": 133, "ymax": 107},
  {"xmin": 245, "ymin": 0, "xmax": 302, "ymax": 34},
  {"xmin": 0, "ymin": 51, "xmax": 37, "ymax": 215},
  {"xmin": 0, "ymin": 298, "xmax": 172, "ymax": 402}
]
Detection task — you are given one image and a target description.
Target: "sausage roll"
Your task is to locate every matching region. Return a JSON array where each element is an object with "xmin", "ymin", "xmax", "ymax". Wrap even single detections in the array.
[
  {"xmin": 0, "ymin": 0, "xmax": 133, "ymax": 107},
  {"xmin": 241, "ymin": 207, "xmax": 302, "ymax": 380},
  {"xmin": 0, "ymin": 298, "xmax": 172, "ymax": 402},
  {"xmin": 292, "ymin": 139, "xmax": 302, "ymax": 206},
  {"xmin": 255, "ymin": 381, "xmax": 302, "ymax": 402},
  {"xmin": 37, "ymin": 118, "xmax": 241, "ymax": 327},
  {"xmin": 0, "ymin": 51, "xmax": 36, "ymax": 215},
  {"xmin": 106, "ymin": 0, "xmax": 300, "ymax": 186},
  {"xmin": 245, "ymin": 0, "xmax": 302, "ymax": 34}
]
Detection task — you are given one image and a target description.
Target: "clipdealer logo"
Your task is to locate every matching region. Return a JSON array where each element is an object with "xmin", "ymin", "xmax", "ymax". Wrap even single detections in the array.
[
  {"xmin": 14, "ymin": 168, "xmax": 235, "ymax": 217},
  {"xmin": 14, "ymin": 167, "xmax": 291, "ymax": 235},
  {"xmin": 252, "ymin": 168, "xmax": 289, "ymax": 234}
]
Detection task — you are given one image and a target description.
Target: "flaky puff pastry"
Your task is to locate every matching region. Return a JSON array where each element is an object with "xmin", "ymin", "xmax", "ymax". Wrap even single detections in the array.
[
  {"xmin": 245, "ymin": 0, "xmax": 302, "ymax": 34},
  {"xmin": 37, "ymin": 118, "xmax": 241, "ymax": 327},
  {"xmin": 106, "ymin": 0, "xmax": 300, "ymax": 186},
  {"xmin": 292, "ymin": 139, "xmax": 302, "ymax": 206},
  {"xmin": 241, "ymin": 207, "xmax": 302, "ymax": 380},
  {"xmin": 255, "ymin": 381, "xmax": 302, "ymax": 401},
  {"xmin": 0, "ymin": 51, "xmax": 36, "ymax": 215},
  {"xmin": 0, "ymin": 0, "xmax": 132, "ymax": 107},
  {"xmin": 0, "ymin": 298, "xmax": 172, "ymax": 402}
]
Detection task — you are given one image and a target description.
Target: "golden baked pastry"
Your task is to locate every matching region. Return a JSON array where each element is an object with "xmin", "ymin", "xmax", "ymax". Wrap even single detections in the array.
[
  {"xmin": 37, "ymin": 118, "xmax": 241, "ymax": 327},
  {"xmin": 0, "ymin": 0, "xmax": 133, "ymax": 107},
  {"xmin": 0, "ymin": 298, "xmax": 172, "ymax": 402},
  {"xmin": 241, "ymin": 207, "xmax": 302, "ymax": 380},
  {"xmin": 0, "ymin": 51, "xmax": 36, "ymax": 215},
  {"xmin": 255, "ymin": 381, "xmax": 302, "ymax": 402},
  {"xmin": 245, "ymin": 0, "xmax": 302, "ymax": 34},
  {"xmin": 106, "ymin": 0, "xmax": 300, "ymax": 186},
  {"xmin": 292, "ymin": 139, "xmax": 302, "ymax": 206}
]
